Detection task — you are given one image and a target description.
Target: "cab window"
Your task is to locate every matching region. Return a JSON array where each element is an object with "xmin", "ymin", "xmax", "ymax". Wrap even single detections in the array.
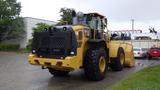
[
  {"xmin": 75, "ymin": 31, "xmax": 83, "ymax": 47},
  {"xmin": 78, "ymin": 31, "xmax": 82, "ymax": 40}
]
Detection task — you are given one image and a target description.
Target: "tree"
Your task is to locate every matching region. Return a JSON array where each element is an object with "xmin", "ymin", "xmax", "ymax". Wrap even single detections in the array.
[
  {"xmin": 149, "ymin": 27, "xmax": 157, "ymax": 34},
  {"xmin": 27, "ymin": 23, "xmax": 50, "ymax": 50},
  {"xmin": 57, "ymin": 8, "xmax": 76, "ymax": 25},
  {"xmin": 32, "ymin": 23, "xmax": 50, "ymax": 33},
  {"xmin": 6, "ymin": 17, "xmax": 25, "ymax": 39},
  {"xmin": 0, "ymin": 0, "xmax": 24, "ymax": 41}
]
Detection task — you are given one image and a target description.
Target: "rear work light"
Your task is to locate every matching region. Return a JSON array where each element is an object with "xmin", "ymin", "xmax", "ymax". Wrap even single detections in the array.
[{"xmin": 32, "ymin": 50, "xmax": 36, "ymax": 54}]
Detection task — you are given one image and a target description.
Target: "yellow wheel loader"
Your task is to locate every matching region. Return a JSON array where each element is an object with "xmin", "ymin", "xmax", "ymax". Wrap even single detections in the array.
[{"xmin": 28, "ymin": 12, "xmax": 134, "ymax": 81}]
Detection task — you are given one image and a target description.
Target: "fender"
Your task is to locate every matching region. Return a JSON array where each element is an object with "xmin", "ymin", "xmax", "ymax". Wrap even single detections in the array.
[{"xmin": 109, "ymin": 43, "xmax": 120, "ymax": 58}]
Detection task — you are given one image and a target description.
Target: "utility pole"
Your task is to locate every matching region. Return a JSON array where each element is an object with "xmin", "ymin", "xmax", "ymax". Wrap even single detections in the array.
[{"xmin": 131, "ymin": 19, "xmax": 134, "ymax": 30}]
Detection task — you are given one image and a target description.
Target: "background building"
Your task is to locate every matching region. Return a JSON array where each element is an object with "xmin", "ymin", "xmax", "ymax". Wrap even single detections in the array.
[
  {"xmin": 20, "ymin": 17, "xmax": 56, "ymax": 48},
  {"xmin": 1, "ymin": 17, "xmax": 56, "ymax": 48}
]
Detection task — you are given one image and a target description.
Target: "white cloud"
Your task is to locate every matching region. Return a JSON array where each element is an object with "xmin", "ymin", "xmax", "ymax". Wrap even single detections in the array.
[{"xmin": 17, "ymin": 0, "xmax": 160, "ymax": 30}]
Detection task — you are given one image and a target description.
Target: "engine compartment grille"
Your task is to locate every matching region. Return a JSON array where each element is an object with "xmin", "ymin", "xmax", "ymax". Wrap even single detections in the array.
[{"xmin": 32, "ymin": 26, "xmax": 77, "ymax": 59}]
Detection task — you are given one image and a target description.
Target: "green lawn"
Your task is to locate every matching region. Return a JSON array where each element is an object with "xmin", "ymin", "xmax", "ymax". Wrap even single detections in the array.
[{"xmin": 108, "ymin": 65, "xmax": 160, "ymax": 90}]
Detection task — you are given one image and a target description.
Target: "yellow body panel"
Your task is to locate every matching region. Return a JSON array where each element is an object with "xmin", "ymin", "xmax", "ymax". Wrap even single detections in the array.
[
  {"xmin": 72, "ymin": 25, "xmax": 89, "ymax": 31},
  {"xmin": 109, "ymin": 41, "xmax": 121, "ymax": 58},
  {"xmin": 28, "ymin": 53, "xmax": 81, "ymax": 71},
  {"xmin": 123, "ymin": 44, "xmax": 135, "ymax": 67},
  {"xmin": 109, "ymin": 41, "xmax": 134, "ymax": 67}
]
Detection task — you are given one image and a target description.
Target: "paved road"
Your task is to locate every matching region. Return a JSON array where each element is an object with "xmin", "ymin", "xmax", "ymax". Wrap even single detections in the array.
[{"xmin": 0, "ymin": 52, "xmax": 160, "ymax": 90}]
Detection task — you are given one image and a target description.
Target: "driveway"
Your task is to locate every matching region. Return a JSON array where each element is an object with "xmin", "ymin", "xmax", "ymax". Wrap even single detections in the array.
[{"xmin": 0, "ymin": 52, "xmax": 160, "ymax": 90}]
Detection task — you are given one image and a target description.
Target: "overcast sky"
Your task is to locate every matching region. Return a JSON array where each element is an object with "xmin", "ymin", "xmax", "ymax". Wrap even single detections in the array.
[{"xmin": 18, "ymin": 0, "xmax": 160, "ymax": 31}]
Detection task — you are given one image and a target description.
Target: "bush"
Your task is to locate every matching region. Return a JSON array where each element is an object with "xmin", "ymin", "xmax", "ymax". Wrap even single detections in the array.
[
  {"xmin": 26, "ymin": 39, "xmax": 32, "ymax": 51},
  {"xmin": 0, "ymin": 44, "xmax": 20, "ymax": 51}
]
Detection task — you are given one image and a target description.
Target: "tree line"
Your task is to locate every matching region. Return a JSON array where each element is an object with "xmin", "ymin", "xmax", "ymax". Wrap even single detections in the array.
[{"xmin": 0, "ymin": 0, "xmax": 25, "ymax": 42}]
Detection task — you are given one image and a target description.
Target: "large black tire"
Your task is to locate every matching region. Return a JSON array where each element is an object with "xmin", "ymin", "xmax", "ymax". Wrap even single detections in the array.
[
  {"xmin": 142, "ymin": 53, "xmax": 147, "ymax": 59},
  {"xmin": 110, "ymin": 48, "xmax": 125, "ymax": 71},
  {"xmin": 84, "ymin": 48, "xmax": 108, "ymax": 81},
  {"xmin": 48, "ymin": 68, "xmax": 69, "ymax": 76}
]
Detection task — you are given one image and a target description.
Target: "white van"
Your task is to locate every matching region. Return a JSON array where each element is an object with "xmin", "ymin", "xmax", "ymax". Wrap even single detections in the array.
[{"xmin": 133, "ymin": 47, "xmax": 148, "ymax": 58}]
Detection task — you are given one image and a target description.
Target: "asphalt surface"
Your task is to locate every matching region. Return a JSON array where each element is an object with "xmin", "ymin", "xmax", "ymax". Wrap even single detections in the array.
[{"xmin": 0, "ymin": 52, "xmax": 160, "ymax": 90}]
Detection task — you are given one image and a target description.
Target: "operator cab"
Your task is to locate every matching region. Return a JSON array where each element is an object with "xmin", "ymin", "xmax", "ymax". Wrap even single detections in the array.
[{"xmin": 73, "ymin": 12, "xmax": 107, "ymax": 40}]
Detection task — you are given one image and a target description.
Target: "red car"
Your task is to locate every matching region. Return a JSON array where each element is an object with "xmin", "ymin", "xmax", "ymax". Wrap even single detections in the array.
[{"xmin": 147, "ymin": 48, "xmax": 160, "ymax": 59}]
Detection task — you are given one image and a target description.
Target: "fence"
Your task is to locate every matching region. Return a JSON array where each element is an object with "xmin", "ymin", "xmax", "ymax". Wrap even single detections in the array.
[{"xmin": 126, "ymin": 40, "xmax": 160, "ymax": 48}]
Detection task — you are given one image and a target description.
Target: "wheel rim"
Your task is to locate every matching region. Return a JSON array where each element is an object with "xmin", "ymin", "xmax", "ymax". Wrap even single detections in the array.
[
  {"xmin": 99, "ymin": 56, "xmax": 106, "ymax": 73},
  {"xmin": 120, "ymin": 53, "xmax": 125, "ymax": 65}
]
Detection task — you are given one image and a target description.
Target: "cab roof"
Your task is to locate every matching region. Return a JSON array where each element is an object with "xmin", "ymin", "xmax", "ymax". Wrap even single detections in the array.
[{"xmin": 84, "ymin": 13, "xmax": 106, "ymax": 19}]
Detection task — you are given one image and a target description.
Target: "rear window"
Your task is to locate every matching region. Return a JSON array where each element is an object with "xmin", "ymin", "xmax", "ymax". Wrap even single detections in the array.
[
  {"xmin": 142, "ymin": 48, "xmax": 148, "ymax": 51},
  {"xmin": 150, "ymin": 48, "xmax": 160, "ymax": 50},
  {"xmin": 134, "ymin": 49, "xmax": 140, "ymax": 51}
]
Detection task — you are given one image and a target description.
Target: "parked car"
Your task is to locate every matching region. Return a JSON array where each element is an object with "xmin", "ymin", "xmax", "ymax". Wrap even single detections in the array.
[
  {"xmin": 133, "ymin": 47, "xmax": 148, "ymax": 58},
  {"xmin": 147, "ymin": 48, "xmax": 160, "ymax": 59}
]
